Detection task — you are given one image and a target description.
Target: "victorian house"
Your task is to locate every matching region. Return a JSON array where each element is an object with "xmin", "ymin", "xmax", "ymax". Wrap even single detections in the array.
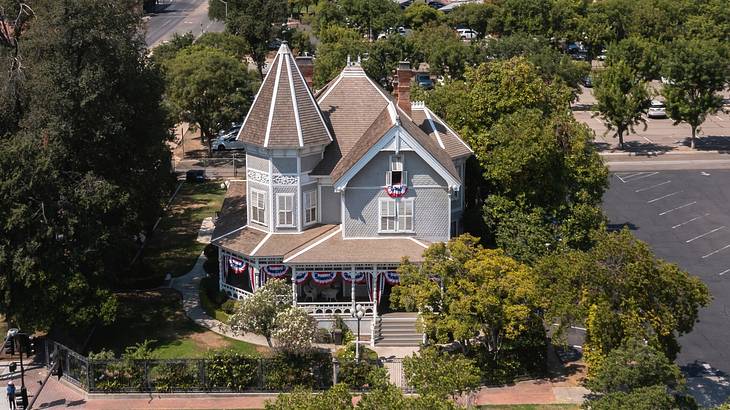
[{"xmin": 211, "ymin": 43, "xmax": 472, "ymax": 346}]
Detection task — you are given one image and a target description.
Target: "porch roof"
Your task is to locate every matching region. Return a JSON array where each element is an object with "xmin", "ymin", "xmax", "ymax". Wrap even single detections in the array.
[
  {"xmin": 283, "ymin": 232, "xmax": 430, "ymax": 264},
  {"xmin": 214, "ymin": 224, "xmax": 339, "ymax": 258}
]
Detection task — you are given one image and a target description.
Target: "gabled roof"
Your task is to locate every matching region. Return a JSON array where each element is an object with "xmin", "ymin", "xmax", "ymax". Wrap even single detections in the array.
[
  {"xmin": 410, "ymin": 102, "xmax": 473, "ymax": 159},
  {"xmin": 236, "ymin": 43, "xmax": 332, "ymax": 149},
  {"xmin": 312, "ymin": 63, "xmax": 463, "ymax": 184}
]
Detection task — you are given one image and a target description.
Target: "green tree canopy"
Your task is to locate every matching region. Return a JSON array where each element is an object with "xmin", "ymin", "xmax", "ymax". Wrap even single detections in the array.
[
  {"xmin": 403, "ymin": 347, "xmax": 481, "ymax": 401},
  {"xmin": 408, "ymin": 23, "xmax": 476, "ymax": 78},
  {"xmin": 0, "ymin": 0, "xmax": 174, "ymax": 332},
  {"xmin": 585, "ymin": 385, "xmax": 677, "ymax": 410},
  {"xmin": 230, "ymin": 279, "xmax": 292, "ymax": 347},
  {"xmin": 195, "ymin": 32, "xmax": 250, "ymax": 60},
  {"xmin": 592, "ymin": 60, "xmax": 651, "ymax": 148},
  {"xmin": 212, "ymin": 0, "xmax": 289, "ymax": 77},
  {"xmin": 604, "ymin": 36, "xmax": 663, "ymax": 81},
  {"xmin": 446, "ymin": 3, "xmax": 498, "ymax": 38},
  {"xmin": 661, "ymin": 37, "xmax": 730, "ymax": 149},
  {"xmin": 403, "ymin": 4, "xmax": 443, "ymax": 30},
  {"xmin": 313, "ymin": 25, "xmax": 368, "ymax": 87},
  {"xmin": 536, "ymin": 229, "xmax": 711, "ymax": 369},
  {"xmin": 164, "ymin": 45, "xmax": 259, "ymax": 152}
]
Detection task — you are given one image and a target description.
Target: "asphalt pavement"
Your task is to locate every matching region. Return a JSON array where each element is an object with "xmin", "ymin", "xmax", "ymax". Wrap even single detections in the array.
[
  {"xmin": 144, "ymin": 0, "xmax": 224, "ymax": 48},
  {"xmin": 603, "ymin": 170, "xmax": 730, "ymax": 407}
]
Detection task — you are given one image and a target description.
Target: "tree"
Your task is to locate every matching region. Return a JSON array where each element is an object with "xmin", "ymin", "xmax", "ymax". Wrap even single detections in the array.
[
  {"xmin": 313, "ymin": 25, "xmax": 368, "ymax": 87},
  {"xmin": 446, "ymin": 3, "xmax": 498, "ymax": 38},
  {"xmin": 0, "ymin": 0, "xmax": 174, "ymax": 333},
  {"xmin": 408, "ymin": 23, "xmax": 476, "ymax": 78},
  {"xmin": 592, "ymin": 60, "xmax": 651, "ymax": 149},
  {"xmin": 587, "ymin": 338, "xmax": 682, "ymax": 394},
  {"xmin": 195, "ymin": 32, "xmax": 250, "ymax": 60},
  {"xmin": 403, "ymin": 4, "xmax": 442, "ymax": 30},
  {"xmin": 212, "ymin": 0, "xmax": 289, "ymax": 77},
  {"xmin": 338, "ymin": 0, "xmax": 402, "ymax": 39},
  {"xmin": 536, "ymin": 229, "xmax": 711, "ymax": 370},
  {"xmin": 164, "ymin": 45, "xmax": 259, "ymax": 154},
  {"xmin": 271, "ymin": 307, "xmax": 318, "ymax": 355},
  {"xmin": 604, "ymin": 36, "xmax": 663, "ymax": 81},
  {"xmin": 403, "ymin": 347, "xmax": 481, "ymax": 401},
  {"xmin": 392, "ymin": 235, "xmax": 542, "ymax": 359},
  {"xmin": 150, "ymin": 32, "xmax": 195, "ymax": 67},
  {"xmin": 363, "ymin": 34, "xmax": 414, "ymax": 88},
  {"xmin": 585, "ymin": 385, "xmax": 677, "ymax": 410},
  {"xmin": 265, "ymin": 384, "xmax": 353, "ymax": 410},
  {"xmin": 492, "ymin": 0, "xmax": 553, "ymax": 36},
  {"xmin": 661, "ymin": 37, "xmax": 730, "ymax": 149},
  {"xmin": 230, "ymin": 279, "xmax": 292, "ymax": 347}
]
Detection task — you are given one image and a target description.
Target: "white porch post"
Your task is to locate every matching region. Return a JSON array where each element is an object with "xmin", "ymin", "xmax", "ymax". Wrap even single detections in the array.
[
  {"xmin": 291, "ymin": 268, "xmax": 297, "ymax": 307},
  {"xmin": 255, "ymin": 262, "xmax": 262, "ymax": 290},
  {"xmin": 218, "ymin": 248, "xmax": 225, "ymax": 291},
  {"xmin": 350, "ymin": 265, "xmax": 356, "ymax": 312},
  {"xmin": 370, "ymin": 268, "xmax": 378, "ymax": 347}
]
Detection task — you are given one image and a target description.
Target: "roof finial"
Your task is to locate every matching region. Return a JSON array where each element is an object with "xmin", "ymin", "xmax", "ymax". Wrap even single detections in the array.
[
  {"xmin": 347, "ymin": 55, "xmax": 351, "ymax": 66},
  {"xmin": 278, "ymin": 41, "xmax": 290, "ymax": 55},
  {"xmin": 357, "ymin": 55, "xmax": 362, "ymax": 65}
]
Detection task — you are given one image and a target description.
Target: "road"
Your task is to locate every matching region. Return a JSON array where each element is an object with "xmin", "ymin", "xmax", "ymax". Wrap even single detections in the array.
[
  {"xmin": 144, "ymin": 0, "xmax": 224, "ymax": 48},
  {"xmin": 603, "ymin": 170, "xmax": 730, "ymax": 407}
]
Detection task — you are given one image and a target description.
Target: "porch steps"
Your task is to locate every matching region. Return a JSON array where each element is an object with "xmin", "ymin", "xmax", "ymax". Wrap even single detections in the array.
[{"xmin": 375, "ymin": 313, "xmax": 422, "ymax": 346}]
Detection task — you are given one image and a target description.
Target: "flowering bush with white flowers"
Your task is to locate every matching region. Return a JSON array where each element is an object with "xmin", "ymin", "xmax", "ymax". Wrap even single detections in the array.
[
  {"xmin": 272, "ymin": 307, "xmax": 317, "ymax": 355},
  {"xmin": 229, "ymin": 279, "xmax": 292, "ymax": 347}
]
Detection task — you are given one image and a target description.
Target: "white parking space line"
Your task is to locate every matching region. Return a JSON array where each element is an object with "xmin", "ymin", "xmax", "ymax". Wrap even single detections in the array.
[
  {"xmin": 648, "ymin": 191, "xmax": 682, "ymax": 203},
  {"xmin": 635, "ymin": 180, "xmax": 671, "ymax": 193},
  {"xmin": 714, "ymin": 115, "xmax": 724, "ymax": 121},
  {"xmin": 718, "ymin": 268, "xmax": 730, "ymax": 276},
  {"xmin": 643, "ymin": 136, "xmax": 654, "ymax": 144},
  {"xmin": 686, "ymin": 226, "xmax": 726, "ymax": 243},
  {"xmin": 702, "ymin": 244, "xmax": 730, "ymax": 259},
  {"xmin": 672, "ymin": 213, "xmax": 710, "ymax": 229},
  {"xmin": 659, "ymin": 201, "xmax": 697, "ymax": 216},
  {"xmin": 625, "ymin": 172, "xmax": 659, "ymax": 182}
]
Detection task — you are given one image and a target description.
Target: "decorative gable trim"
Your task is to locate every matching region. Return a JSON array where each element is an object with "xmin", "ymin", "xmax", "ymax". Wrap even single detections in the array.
[{"xmin": 333, "ymin": 125, "xmax": 461, "ymax": 192}]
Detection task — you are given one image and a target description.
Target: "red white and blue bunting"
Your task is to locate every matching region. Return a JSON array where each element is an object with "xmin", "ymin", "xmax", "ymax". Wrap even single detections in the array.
[
  {"xmin": 294, "ymin": 271, "xmax": 310, "ymax": 284},
  {"xmin": 263, "ymin": 264, "xmax": 289, "ymax": 278},
  {"xmin": 229, "ymin": 257, "xmax": 247, "ymax": 274},
  {"xmin": 366, "ymin": 273, "xmax": 387, "ymax": 304},
  {"xmin": 310, "ymin": 271, "xmax": 338, "ymax": 285},
  {"xmin": 249, "ymin": 265, "xmax": 257, "ymax": 292},
  {"xmin": 381, "ymin": 271, "xmax": 400, "ymax": 285},
  {"xmin": 385, "ymin": 184, "xmax": 408, "ymax": 198},
  {"xmin": 342, "ymin": 271, "xmax": 367, "ymax": 284}
]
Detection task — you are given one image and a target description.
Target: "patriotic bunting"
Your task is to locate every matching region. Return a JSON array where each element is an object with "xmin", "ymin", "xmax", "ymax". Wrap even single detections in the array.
[
  {"xmin": 294, "ymin": 271, "xmax": 310, "ymax": 284},
  {"xmin": 263, "ymin": 264, "xmax": 289, "ymax": 278},
  {"xmin": 229, "ymin": 257, "xmax": 247, "ymax": 274},
  {"xmin": 342, "ymin": 271, "xmax": 367, "ymax": 284},
  {"xmin": 382, "ymin": 271, "xmax": 400, "ymax": 285},
  {"xmin": 311, "ymin": 271, "xmax": 338, "ymax": 285},
  {"xmin": 385, "ymin": 184, "xmax": 408, "ymax": 198}
]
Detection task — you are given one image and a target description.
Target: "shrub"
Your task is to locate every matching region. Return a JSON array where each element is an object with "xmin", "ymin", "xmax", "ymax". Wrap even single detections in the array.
[
  {"xmin": 263, "ymin": 351, "xmax": 332, "ymax": 391},
  {"xmin": 335, "ymin": 343, "xmax": 383, "ymax": 390},
  {"xmin": 203, "ymin": 243, "xmax": 219, "ymax": 260},
  {"xmin": 331, "ymin": 316, "xmax": 354, "ymax": 345},
  {"xmin": 404, "ymin": 347, "xmax": 481, "ymax": 401},
  {"xmin": 205, "ymin": 351, "xmax": 259, "ymax": 391},
  {"xmin": 151, "ymin": 361, "xmax": 199, "ymax": 392},
  {"xmin": 314, "ymin": 328, "xmax": 332, "ymax": 344},
  {"xmin": 272, "ymin": 307, "xmax": 317, "ymax": 355},
  {"xmin": 221, "ymin": 299, "xmax": 237, "ymax": 314},
  {"xmin": 203, "ymin": 257, "xmax": 220, "ymax": 278}
]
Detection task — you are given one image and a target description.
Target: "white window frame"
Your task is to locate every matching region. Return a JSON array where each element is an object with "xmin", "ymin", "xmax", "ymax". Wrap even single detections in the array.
[
  {"xmin": 303, "ymin": 190, "xmax": 317, "ymax": 226},
  {"xmin": 451, "ymin": 163, "xmax": 464, "ymax": 211},
  {"xmin": 250, "ymin": 188, "xmax": 267, "ymax": 226},
  {"xmin": 276, "ymin": 193, "xmax": 295, "ymax": 227},
  {"xmin": 386, "ymin": 154, "xmax": 407, "ymax": 186},
  {"xmin": 379, "ymin": 197, "xmax": 414, "ymax": 233}
]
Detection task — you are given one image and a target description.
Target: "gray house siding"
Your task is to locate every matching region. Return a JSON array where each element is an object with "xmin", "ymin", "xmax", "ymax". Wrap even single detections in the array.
[
  {"xmin": 343, "ymin": 150, "xmax": 450, "ymax": 241},
  {"xmin": 301, "ymin": 154, "xmax": 322, "ymax": 174},
  {"xmin": 246, "ymin": 153, "xmax": 269, "ymax": 172},
  {"xmin": 271, "ymin": 157, "xmax": 297, "ymax": 174},
  {"xmin": 320, "ymin": 185, "xmax": 341, "ymax": 224}
]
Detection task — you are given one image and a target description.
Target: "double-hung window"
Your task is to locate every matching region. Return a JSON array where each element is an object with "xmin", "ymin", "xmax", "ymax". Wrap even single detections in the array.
[
  {"xmin": 250, "ymin": 189, "xmax": 267, "ymax": 225},
  {"xmin": 379, "ymin": 198, "xmax": 414, "ymax": 232},
  {"xmin": 276, "ymin": 194, "xmax": 295, "ymax": 227},
  {"xmin": 303, "ymin": 190, "xmax": 317, "ymax": 225}
]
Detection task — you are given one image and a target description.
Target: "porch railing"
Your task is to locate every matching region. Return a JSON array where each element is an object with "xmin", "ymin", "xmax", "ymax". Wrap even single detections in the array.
[
  {"xmin": 221, "ymin": 283, "xmax": 253, "ymax": 300},
  {"xmin": 296, "ymin": 301, "xmax": 375, "ymax": 316}
]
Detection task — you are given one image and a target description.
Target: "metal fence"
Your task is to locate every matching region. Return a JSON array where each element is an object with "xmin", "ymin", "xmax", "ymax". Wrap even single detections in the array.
[
  {"xmin": 45, "ymin": 341, "xmax": 411, "ymax": 394},
  {"xmin": 173, "ymin": 154, "xmax": 246, "ymax": 179}
]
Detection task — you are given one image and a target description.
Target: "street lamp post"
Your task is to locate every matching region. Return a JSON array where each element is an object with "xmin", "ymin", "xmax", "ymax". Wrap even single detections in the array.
[
  {"xmin": 217, "ymin": 0, "xmax": 228, "ymax": 19},
  {"xmin": 353, "ymin": 304, "xmax": 366, "ymax": 362}
]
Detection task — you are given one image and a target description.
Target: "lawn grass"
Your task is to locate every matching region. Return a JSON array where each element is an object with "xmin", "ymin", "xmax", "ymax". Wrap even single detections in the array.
[
  {"xmin": 480, "ymin": 405, "xmax": 580, "ymax": 410},
  {"xmin": 143, "ymin": 181, "xmax": 225, "ymax": 278},
  {"xmin": 199, "ymin": 280, "xmax": 230, "ymax": 323},
  {"xmin": 87, "ymin": 289, "xmax": 262, "ymax": 359}
]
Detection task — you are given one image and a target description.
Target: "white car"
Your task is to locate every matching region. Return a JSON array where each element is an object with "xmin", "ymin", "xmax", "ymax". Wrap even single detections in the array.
[
  {"xmin": 647, "ymin": 100, "xmax": 667, "ymax": 119},
  {"xmin": 213, "ymin": 126, "xmax": 244, "ymax": 151},
  {"xmin": 457, "ymin": 28, "xmax": 478, "ymax": 40}
]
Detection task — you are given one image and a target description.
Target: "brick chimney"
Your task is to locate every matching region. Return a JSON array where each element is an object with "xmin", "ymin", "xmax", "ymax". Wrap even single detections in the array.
[
  {"xmin": 295, "ymin": 55, "xmax": 314, "ymax": 90},
  {"xmin": 395, "ymin": 61, "xmax": 412, "ymax": 116}
]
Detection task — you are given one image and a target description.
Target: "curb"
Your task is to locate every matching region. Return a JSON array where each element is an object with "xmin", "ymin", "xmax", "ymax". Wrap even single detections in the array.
[{"xmin": 599, "ymin": 149, "xmax": 728, "ymax": 157}]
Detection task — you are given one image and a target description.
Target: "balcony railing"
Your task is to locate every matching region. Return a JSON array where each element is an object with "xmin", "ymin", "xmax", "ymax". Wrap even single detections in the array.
[
  {"xmin": 296, "ymin": 301, "xmax": 375, "ymax": 316},
  {"xmin": 221, "ymin": 283, "xmax": 253, "ymax": 300}
]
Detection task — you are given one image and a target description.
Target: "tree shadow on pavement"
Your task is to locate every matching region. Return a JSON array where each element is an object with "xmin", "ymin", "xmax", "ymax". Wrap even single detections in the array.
[
  {"xmin": 688, "ymin": 135, "xmax": 730, "ymax": 153},
  {"xmin": 607, "ymin": 222, "xmax": 639, "ymax": 232},
  {"xmin": 682, "ymin": 361, "xmax": 730, "ymax": 408}
]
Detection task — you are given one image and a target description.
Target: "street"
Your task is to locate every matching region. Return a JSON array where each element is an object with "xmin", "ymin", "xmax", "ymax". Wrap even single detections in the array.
[
  {"xmin": 144, "ymin": 0, "xmax": 224, "ymax": 48},
  {"xmin": 603, "ymin": 170, "xmax": 730, "ymax": 407}
]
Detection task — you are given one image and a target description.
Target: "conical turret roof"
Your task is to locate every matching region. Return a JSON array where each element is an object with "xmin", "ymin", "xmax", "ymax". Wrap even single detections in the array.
[{"xmin": 237, "ymin": 43, "xmax": 332, "ymax": 149}]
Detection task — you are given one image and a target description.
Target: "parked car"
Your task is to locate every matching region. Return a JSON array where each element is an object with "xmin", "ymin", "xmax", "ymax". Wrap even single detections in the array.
[
  {"xmin": 212, "ymin": 124, "xmax": 244, "ymax": 151},
  {"xmin": 581, "ymin": 75, "xmax": 593, "ymax": 88},
  {"xmin": 457, "ymin": 28, "xmax": 478, "ymax": 40},
  {"xmin": 415, "ymin": 73, "xmax": 434, "ymax": 90},
  {"xmin": 185, "ymin": 169, "xmax": 207, "ymax": 183},
  {"xmin": 647, "ymin": 100, "xmax": 667, "ymax": 118},
  {"xmin": 428, "ymin": 0, "xmax": 444, "ymax": 9}
]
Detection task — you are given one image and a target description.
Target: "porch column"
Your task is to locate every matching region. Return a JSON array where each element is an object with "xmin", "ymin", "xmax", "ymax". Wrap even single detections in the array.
[
  {"xmin": 350, "ymin": 265, "xmax": 356, "ymax": 312},
  {"xmin": 370, "ymin": 269, "xmax": 378, "ymax": 347},
  {"xmin": 255, "ymin": 263, "xmax": 262, "ymax": 290},
  {"xmin": 218, "ymin": 248, "xmax": 225, "ymax": 291},
  {"xmin": 291, "ymin": 269, "xmax": 297, "ymax": 307}
]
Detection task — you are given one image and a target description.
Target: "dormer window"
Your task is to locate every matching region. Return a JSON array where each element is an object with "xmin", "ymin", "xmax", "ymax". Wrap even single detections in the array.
[{"xmin": 386, "ymin": 154, "xmax": 406, "ymax": 186}]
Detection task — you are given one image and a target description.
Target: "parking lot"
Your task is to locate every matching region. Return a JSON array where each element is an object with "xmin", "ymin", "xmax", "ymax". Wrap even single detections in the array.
[
  {"xmin": 604, "ymin": 170, "xmax": 730, "ymax": 406},
  {"xmin": 573, "ymin": 83, "xmax": 730, "ymax": 153}
]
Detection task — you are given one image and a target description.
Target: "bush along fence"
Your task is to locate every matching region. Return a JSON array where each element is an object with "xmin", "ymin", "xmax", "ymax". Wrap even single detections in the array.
[{"xmin": 46, "ymin": 341, "xmax": 411, "ymax": 393}]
